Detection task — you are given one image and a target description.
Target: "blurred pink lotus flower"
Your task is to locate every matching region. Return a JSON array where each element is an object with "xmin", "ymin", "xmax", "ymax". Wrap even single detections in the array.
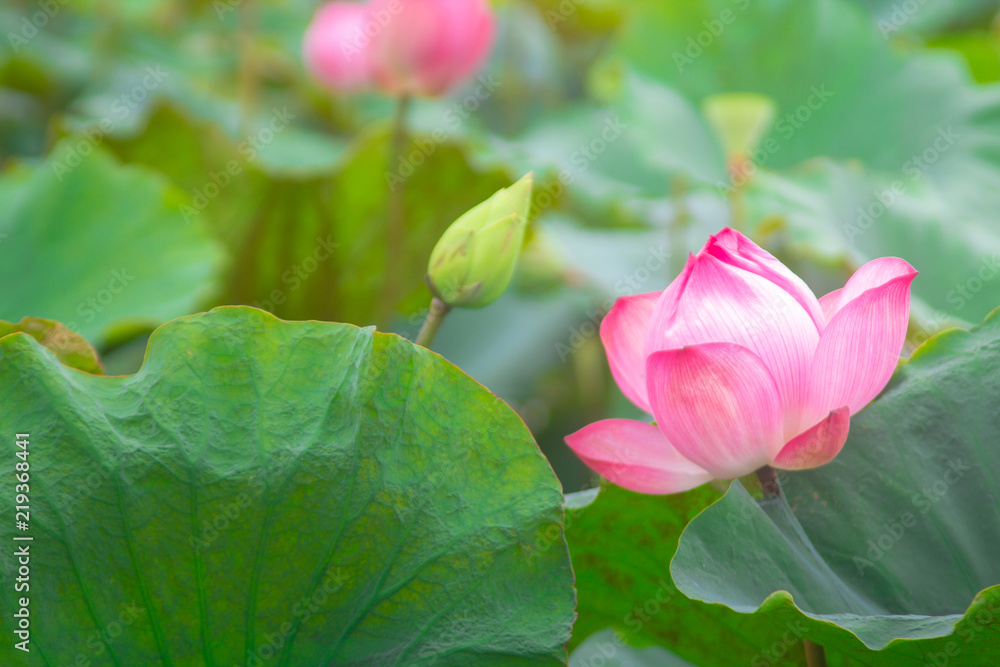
[
  {"xmin": 565, "ymin": 228, "xmax": 917, "ymax": 494},
  {"xmin": 303, "ymin": 2, "xmax": 376, "ymax": 92},
  {"xmin": 303, "ymin": 0, "xmax": 496, "ymax": 97}
]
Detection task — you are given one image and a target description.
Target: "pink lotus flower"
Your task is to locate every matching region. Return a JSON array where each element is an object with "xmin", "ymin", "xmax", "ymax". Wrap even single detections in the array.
[
  {"xmin": 303, "ymin": 2, "xmax": 376, "ymax": 92},
  {"xmin": 303, "ymin": 0, "xmax": 496, "ymax": 97},
  {"xmin": 565, "ymin": 229, "xmax": 917, "ymax": 494},
  {"xmin": 368, "ymin": 0, "xmax": 495, "ymax": 96}
]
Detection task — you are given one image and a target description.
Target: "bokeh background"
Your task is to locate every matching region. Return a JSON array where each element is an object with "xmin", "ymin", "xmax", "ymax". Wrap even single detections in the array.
[{"xmin": 4, "ymin": 0, "xmax": 1000, "ymax": 495}]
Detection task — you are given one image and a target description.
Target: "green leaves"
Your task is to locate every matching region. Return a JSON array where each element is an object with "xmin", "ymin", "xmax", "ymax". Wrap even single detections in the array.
[
  {"xmin": 565, "ymin": 484, "xmax": 807, "ymax": 666},
  {"xmin": 105, "ymin": 103, "xmax": 512, "ymax": 325},
  {"xmin": 744, "ymin": 160, "xmax": 1000, "ymax": 327},
  {"xmin": 671, "ymin": 307, "xmax": 1000, "ymax": 664},
  {"xmin": 0, "ymin": 142, "xmax": 223, "ymax": 345},
  {"xmin": 0, "ymin": 307, "xmax": 575, "ymax": 665}
]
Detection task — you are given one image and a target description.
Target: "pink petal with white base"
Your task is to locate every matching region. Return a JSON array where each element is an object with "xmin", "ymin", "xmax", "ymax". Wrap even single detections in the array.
[
  {"xmin": 601, "ymin": 292, "xmax": 661, "ymax": 413},
  {"xmin": 564, "ymin": 419, "xmax": 713, "ymax": 494},
  {"xmin": 772, "ymin": 407, "xmax": 850, "ymax": 470},
  {"xmin": 646, "ymin": 342, "xmax": 784, "ymax": 479}
]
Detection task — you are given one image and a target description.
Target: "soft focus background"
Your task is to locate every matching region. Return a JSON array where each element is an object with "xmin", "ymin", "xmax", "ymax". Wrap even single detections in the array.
[{"xmin": 4, "ymin": 0, "xmax": 1000, "ymax": 498}]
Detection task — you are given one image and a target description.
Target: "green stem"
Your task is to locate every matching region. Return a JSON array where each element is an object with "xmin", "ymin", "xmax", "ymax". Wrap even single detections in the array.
[
  {"xmin": 668, "ymin": 176, "xmax": 691, "ymax": 278},
  {"xmin": 727, "ymin": 156, "xmax": 750, "ymax": 231},
  {"xmin": 415, "ymin": 298, "xmax": 451, "ymax": 349},
  {"xmin": 729, "ymin": 186, "xmax": 747, "ymax": 231},
  {"xmin": 380, "ymin": 94, "xmax": 412, "ymax": 328},
  {"xmin": 804, "ymin": 639, "xmax": 827, "ymax": 667}
]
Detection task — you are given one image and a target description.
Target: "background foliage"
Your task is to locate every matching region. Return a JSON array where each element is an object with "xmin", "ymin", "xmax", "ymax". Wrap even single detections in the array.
[{"xmin": 4, "ymin": 0, "xmax": 1000, "ymax": 664}]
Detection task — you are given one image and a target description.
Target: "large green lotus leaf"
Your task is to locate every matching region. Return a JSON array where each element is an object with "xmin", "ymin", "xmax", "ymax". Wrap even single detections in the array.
[
  {"xmin": 0, "ymin": 143, "xmax": 222, "ymax": 345},
  {"xmin": 0, "ymin": 306, "xmax": 575, "ymax": 665},
  {"xmin": 105, "ymin": 104, "xmax": 510, "ymax": 325},
  {"xmin": 471, "ymin": 71, "xmax": 724, "ymax": 231},
  {"xmin": 611, "ymin": 0, "xmax": 1000, "ymax": 225},
  {"xmin": 613, "ymin": 1, "xmax": 974, "ymax": 170},
  {"xmin": 565, "ymin": 483, "xmax": 811, "ymax": 666},
  {"xmin": 743, "ymin": 159, "xmax": 1000, "ymax": 327},
  {"xmin": 671, "ymin": 307, "xmax": 1000, "ymax": 664}
]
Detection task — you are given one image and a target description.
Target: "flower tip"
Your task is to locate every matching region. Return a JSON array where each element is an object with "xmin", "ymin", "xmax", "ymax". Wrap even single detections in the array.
[{"xmin": 507, "ymin": 172, "xmax": 534, "ymax": 199}]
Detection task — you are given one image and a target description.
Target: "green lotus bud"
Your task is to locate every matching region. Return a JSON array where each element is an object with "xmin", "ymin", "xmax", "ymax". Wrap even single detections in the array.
[{"xmin": 427, "ymin": 173, "xmax": 533, "ymax": 309}]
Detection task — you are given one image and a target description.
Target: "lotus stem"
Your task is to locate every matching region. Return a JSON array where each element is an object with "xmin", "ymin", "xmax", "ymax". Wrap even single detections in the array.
[
  {"xmin": 380, "ymin": 93, "xmax": 412, "ymax": 328},
  {"xmin": 755, "ymin": 465, "xmax": 781, "ymax": 497},
  {"xmin": 415, "ymin": 297, "xmax": 451, "ymax": 349},
  {"xmin": 804, "ymin": 639, "xmax": 827, "ymax": 667}
]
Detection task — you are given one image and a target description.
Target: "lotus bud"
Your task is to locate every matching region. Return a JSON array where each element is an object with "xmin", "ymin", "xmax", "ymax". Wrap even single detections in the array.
[
  {"xmin": 427, "ymin": 173, "xmax": 533, "ymax": 309},
  {"xmin": 303, "ymin": 2, "xmax": 376, "ymax": 92}
]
